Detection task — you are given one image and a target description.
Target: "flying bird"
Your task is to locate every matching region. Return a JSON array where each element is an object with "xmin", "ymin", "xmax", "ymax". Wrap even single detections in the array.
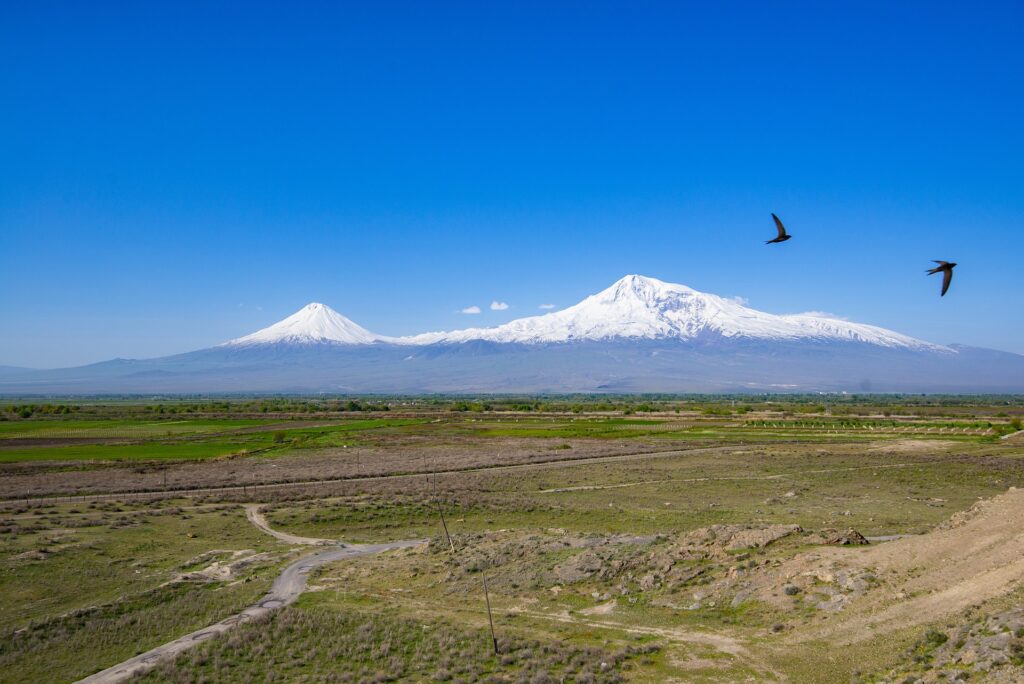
[
  {"xmin": 766, "ymin": 213, "xmax": 792, "ymax": 244},
  {"xmin": 926, "ymin": 260, "xmax": 957, "ymax": 297}
]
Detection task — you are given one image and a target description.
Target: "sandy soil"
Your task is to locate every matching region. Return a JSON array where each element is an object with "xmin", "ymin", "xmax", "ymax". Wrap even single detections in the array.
[{"xmin": 791, "ymin": 486, "xmax": 1024, "ymax": 645}]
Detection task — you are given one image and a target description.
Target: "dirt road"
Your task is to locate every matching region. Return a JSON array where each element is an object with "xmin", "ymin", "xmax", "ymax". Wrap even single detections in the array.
[
  {"xmin": 5, "ymin": 445, "xmax": 736, "ymax": 506},
  {"xmin": 75, "ymin": 496, "xmax": 426, "ymax": 683},
  {"xmin": 76, "ymin": 540, "xmax": 423, "ymax": 683},
  {"xmin": 244, "ymin": 503, "xmax": 334, "ymax": 545}
]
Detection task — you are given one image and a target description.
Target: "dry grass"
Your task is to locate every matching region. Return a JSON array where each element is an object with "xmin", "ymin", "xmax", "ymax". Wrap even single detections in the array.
[{"xmin": 134, "ymin": 605, "xmax": 653, "ymax": 683}]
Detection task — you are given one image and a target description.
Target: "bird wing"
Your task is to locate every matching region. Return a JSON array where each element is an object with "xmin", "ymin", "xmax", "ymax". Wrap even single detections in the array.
[
  {"xmin": 771, "ymin": 213, "xmax": 787, "ymax": 238},
  {"xmin": 941, "ymin": 268, "xmax": 953, "ymax": 296},
  {"xmin": 933, "ymin": 260, "xmax": 950, "ymax": 266}
]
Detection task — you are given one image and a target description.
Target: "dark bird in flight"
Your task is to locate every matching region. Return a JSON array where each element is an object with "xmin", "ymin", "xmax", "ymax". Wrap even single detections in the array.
[
  {"xmin": 926, "ymin": 260, "xmax": 957, "ymax": 297},
  {"xmin": 766, "ymin": 213, "xmax": 792, "ymax": 244}
]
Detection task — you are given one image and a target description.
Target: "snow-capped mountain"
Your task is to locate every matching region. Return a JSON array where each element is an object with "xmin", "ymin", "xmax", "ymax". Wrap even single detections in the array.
[
  {"xmin": 225, "ymin": 303, "xmax": 384, "ymax": 346},
  {"xmin": 405, "ymin": 275, "xmax": 948, "ymax": 351},
  {"xmin": 214, "ymin": 276, "xmax": 948, "ymax": 351},
  {"xmin": 4, "ymin": 275, "xmax": 1023, "ymax": 393}
]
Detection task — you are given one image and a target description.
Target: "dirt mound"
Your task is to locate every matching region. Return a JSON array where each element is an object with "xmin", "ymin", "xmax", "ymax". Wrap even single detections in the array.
[
  {"xmin": 436, "ymin": 530, "xmax": 659, "ymax": 589},
  {"xmin": 678, "ymin": 524, "xmax": 803, "ymax": 552},
  {"xmin": 175, "ymin": 550, "xmax": 274, "ymax": 583},
  {"xmin": 812, "ymin": 528, "xmax": 870, "ymax": 545},
  {"xmin": 550, "ymin": 524, "xmax": 802, "ymax": 586},
  {"xmin": 791, "ymin": 486, "xmax": 1024, "ymax": 645},
  {"xmin": 439, "ymin": 525, "xmax": 802, "ymax": 594}
]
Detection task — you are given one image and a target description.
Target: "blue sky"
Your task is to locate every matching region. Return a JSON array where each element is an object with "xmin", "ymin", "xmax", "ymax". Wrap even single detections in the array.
[{"xmin": 2, "ymin": 1, "xmax": 1022, "ymax": 367}]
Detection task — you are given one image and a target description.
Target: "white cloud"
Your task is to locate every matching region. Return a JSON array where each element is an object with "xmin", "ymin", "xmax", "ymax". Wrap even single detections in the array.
[
  {"xmin": 793, "ymin": 310, "xmax": 850, "ymax": 321},
  {"xmin": 538, "ymin": 303, "xmax": 556, "ymax": 310},
  {"xmin": 460, "ymin": 305, "xmax": 481, "ymax": 314},
  {"xmin": 726, "ymin": 296, "xmax": 749, "ymax": 306},
  {"xmin": 490, "ymin": 301, "xmax": 509, "ymax": 311}
]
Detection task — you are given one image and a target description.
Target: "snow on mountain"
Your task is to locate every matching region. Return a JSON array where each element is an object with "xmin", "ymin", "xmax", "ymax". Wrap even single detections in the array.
[
  {"xmin": 405, "ymin": 275, "xmax": 950, "ymax": 351},
  {"xmin": 221, "ymin": 276, "xmax": 950, "ymax": 352},
  {"xmin": 9, "ymin": 277, "xmax": 1022, "ymax": 394},
  {"xmin": 224, "ymin": 303, "xmax": 383, "ymax": 346}
]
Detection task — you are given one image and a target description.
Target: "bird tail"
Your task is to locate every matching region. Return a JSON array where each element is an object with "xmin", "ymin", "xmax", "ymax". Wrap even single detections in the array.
[{"xmin": 926, "ymin": 267, "xmax": 942, "ymax": 275}]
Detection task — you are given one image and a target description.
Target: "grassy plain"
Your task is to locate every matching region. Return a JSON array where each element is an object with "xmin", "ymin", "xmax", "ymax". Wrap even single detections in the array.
[
  {"xmin": 0, "ymin": 396, "xmax": 1022, "ymax": 682},
  {"xmin": 0, "ymin": 501, "xmax": 290, "ymax": 682}
]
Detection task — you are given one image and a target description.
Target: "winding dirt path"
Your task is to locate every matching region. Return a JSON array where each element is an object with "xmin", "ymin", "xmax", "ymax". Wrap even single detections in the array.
[
  {"xmin": 75, "ymin": 500, "xmax": 426, "ymax": 683},
  {"xmin": 76, "ymin": 541, "xmax": 424, "ymax": 683},
  {"xmin": 244, "ymin": 504, "xmax": 333, "ymax": 545}
]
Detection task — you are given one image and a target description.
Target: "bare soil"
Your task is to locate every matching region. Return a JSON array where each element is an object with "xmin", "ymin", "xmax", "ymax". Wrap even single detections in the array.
[{"xmin": 0, "ymin": 437, "xmax": 670, "ymax": 499}]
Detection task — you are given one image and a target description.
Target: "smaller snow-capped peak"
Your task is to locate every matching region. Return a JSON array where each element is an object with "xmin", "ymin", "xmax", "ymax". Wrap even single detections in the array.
[
  {"xmin": 404, "ymin": 274, "xmax": 950, "ymax": 351},
  {"xmin": 224, "ymin": 303, "xmax": 381, "ymax": 346}
]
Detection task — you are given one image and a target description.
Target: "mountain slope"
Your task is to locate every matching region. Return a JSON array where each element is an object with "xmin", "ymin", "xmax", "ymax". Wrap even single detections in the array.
[
  {"xmin": 2, "ymin": 339, "xmax": 1021, "ymax": 394},
  {"xmin": 225, "ymin": 303, "xmax": 383, "ymax": 346},
  {"xmin": 407, "ymin": 275, "xmax": 948, "ymax": 351},
  {"xmin": 2, "ymin": 275, "xmax": 1022, "ymax": 394}
]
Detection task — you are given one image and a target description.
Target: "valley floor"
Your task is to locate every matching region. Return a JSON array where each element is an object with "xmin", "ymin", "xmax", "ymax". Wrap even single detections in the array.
[{"xmin": 1, "ymin": 397, "xmax": 1023, "ymax": 682}]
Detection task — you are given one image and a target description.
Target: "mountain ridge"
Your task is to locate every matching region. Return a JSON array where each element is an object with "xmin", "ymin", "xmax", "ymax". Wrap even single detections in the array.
[
  {"xmin": 218, "ymin": 275, "xmax": 951, "ymax": 352},
  {"xmin": 404, "ymin": 275, "xmax": 949, "ymax": 350},
  {"xmin": 2, "ymin": 275, "xmax": 1021, "ymax": 394}
]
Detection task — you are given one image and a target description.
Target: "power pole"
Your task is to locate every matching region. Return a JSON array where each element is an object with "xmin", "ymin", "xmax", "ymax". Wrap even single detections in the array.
[
  {"xmin": 436, "ymin": 499, "xmax": 455, "ymax": 553},
  {"xmin": 482, "ymin": 573, "xmax": 498, "ymax": 655}
]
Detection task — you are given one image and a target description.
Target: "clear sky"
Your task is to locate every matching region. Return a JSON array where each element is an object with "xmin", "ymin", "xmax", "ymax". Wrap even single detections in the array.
[{"xmin": 2, "ymin": 1, "xmax": 1022, "ymax": 368}]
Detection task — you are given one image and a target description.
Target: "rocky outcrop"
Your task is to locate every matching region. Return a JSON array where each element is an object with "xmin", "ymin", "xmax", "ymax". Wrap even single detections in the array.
[{"xmin": 814, "ymin": 528, "xmax": 869, "ymax": 545}]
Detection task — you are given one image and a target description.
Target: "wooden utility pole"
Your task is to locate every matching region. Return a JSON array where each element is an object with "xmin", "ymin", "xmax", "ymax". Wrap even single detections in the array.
[
  {"xmin": 424, "ymin": 452, "xmax": 455, "ymax": 552},
  {"xmin": 436, "ymin": 499, "xmax": 455, "ymax": 553},
  {"xmin": 482, "ymin": 573, "xmax": 498, "ymax": 655}
]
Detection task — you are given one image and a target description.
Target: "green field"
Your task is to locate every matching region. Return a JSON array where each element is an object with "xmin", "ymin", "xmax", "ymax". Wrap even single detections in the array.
[
  {"xmin": 0, "ymin": 417, "xmax": 429, "ymax": 462},
  {"xmin": 0, "ymin": 501, "xmax": 288, "ymax": 682},
  {"xmin": 1, "ymin": 398, "xmax": 1022, "ymax": 682},
  {"xmin": 0, "ymin": 418, "xmax": 273, "ymax": 439}
]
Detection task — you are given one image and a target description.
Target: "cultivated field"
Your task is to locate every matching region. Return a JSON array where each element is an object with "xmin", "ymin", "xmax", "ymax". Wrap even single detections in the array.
[{"xmin": 1, "ymin": 396, "xmax": 1023, "ymax": 683}]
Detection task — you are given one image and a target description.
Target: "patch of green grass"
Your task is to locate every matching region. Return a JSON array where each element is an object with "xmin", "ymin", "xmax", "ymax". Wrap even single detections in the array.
[
  {"xmin": 266, "ymin": 497, "xmax": 566, "ymax": 543},
  {"xmin": 0, "ymin": 579, "xmax": 271, "ymax": 683},
  {"xmin": 262, "ymin": 441, "xmax": 1023, "ymax": 544},
  {"xmin": 0, "ymin": 418, "xmax": 431, "ymax": 462},
  {"xmin": 0, "ymin": 438, "xmax": 281, "ymax": 462},
  {"xmin": 0, "ymin": 419, "xmax": 273, "ymax": 440},
  {"xmin": 0, "ymin": 504, "xmax": 283, "ymax": 628},
  {"xmin": 136, "ymin": 602, "xmax": 648, "ymax": 683}
]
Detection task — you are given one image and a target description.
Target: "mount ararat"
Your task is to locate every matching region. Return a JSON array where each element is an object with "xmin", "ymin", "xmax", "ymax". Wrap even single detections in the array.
[{"xmin": 4, "ymin": 275, "xmax": 1023, "ymax": 393}]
